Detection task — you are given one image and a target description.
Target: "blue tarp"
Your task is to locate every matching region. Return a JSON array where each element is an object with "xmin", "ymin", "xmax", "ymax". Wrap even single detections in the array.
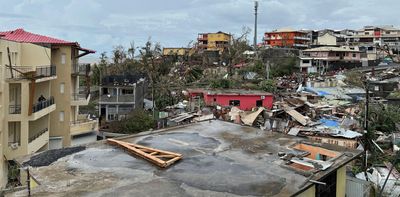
[
  {"xmin": 303, "ymin": 87, "xmax": 331, "ymax": 97},
  {"xmin": 319, "ymin": 118, "xmax": 339, "ymax": 127}
]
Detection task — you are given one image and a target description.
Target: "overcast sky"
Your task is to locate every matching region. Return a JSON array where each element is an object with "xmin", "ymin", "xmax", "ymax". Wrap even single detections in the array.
[{"xmin": 1, "ymin": 0, "xmax": 399, "ymax": 62}]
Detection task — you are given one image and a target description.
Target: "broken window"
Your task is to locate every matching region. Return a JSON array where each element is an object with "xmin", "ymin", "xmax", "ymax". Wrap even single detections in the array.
[
  {"xmin": 256, "ymin": 100, "xmax": 263, "ymax": 107},
  {"xmin": 229, "ymin": 100, "xmax": 240, "ymax": 106}
]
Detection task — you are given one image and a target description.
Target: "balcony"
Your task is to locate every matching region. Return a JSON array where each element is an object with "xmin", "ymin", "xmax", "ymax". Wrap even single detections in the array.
[
  {"xmin": 294, "ymin": 36, "xmax": 311, "ymax": 41},
  {"xmin": 293, "ymin": 43, "xmax": 309, "ymax": 48},
  {"xmin": 28, "ymin": 128, "xmax": 49, "ymax": 154},
  {"xmin": 71, "ymin": 93, "xmax": 90, "ymax": 106},
  {"xmin": 198, "ymin": 34, "xmax": 208, "ymax": 41},
  {"xmin": 29, "ymin": 96, "xmax": 56, "ymax": 120},
  {"xmin": 99, "ymin": 94, "xmax": 135, "ymax": 104},
  {"xmin": 32, "ymin": 96, "xmax": 54, "ymax": 113},
  {"xmin": 72, "ymin": 63, "xmax": 90, "ymax": 76},
  {"xmin": 6, "ymin": 65, "xmax": 56, "ymax": 81},
  {"xmin": 70, "ymin": 119, "xmax": 98, "ymax": 136}
]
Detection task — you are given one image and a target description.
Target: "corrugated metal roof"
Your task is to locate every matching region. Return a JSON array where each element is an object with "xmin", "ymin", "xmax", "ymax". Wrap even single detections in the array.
[
  {"xmin": 0, "ymin": 28, "xmax": 75, "ymax": 45},
  {"xmin": 0, "ymin": 28, "xmax": 95, "ymax": 53}
]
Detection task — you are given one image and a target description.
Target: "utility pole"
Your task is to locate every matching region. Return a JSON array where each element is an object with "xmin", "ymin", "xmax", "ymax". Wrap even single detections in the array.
[
  {"xmin": 254, "ymin": 1, "xmax": 258, "ymax": 50},
  {"xmin": 363, "ymin": 78, "xmax": 370, "ymax": 179}
]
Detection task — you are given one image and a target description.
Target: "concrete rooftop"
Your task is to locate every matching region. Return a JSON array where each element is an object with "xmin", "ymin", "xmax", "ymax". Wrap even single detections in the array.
[{"xmin": 15, "ymin": 120, "xmax": 362, "ymax": 197}]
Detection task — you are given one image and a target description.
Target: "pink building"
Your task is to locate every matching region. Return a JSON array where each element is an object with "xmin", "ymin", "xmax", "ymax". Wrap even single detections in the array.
[{"xmin": 188, "ymin": 89, "xmax": 274, "ymax": 111}]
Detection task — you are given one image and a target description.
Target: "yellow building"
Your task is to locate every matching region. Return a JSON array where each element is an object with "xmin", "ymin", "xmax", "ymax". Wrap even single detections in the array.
[
  {"xmin": 162, "ymin": 47, "xmax": 191, "ymax": 56},
  {"xmin": 0, "ymin": 29, "xmax": 97, "ymax": 188},
  {"xmin": 197, "ymin": 31, "xmax": 231, "ymax": 53}
]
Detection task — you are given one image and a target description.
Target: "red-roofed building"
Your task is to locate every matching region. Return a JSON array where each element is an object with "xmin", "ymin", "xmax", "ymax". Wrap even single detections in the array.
[{"xmin": 0, "ymin": 28, "xmax": 97, "ymax": 166}]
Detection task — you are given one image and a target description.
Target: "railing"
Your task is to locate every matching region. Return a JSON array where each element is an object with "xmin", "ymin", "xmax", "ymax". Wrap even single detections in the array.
[
  {"xmin": 9, "ymin": 104, "xmax": 21, "ymax": 114},
  {"xmin": 100, "ymin": 94, "xmax": 135, "ymax": 103},
  {"xmin": 32, "ymin": 96, "xmax": 54, "ymax": 113},
  {"xmin": 29, "ymin": 128, "xmax": 48, "ymax": 143},
  {"xmin": 70, "ymin": 119, "xmax": 98, "ymax": 135},
  {"xmin": 36, "ymin": 65, "xmax": 56, "ymax": 77},
  {"xmin": 293, "ymin": 43, "xmax": 309, "ymax": 47},
  {"xmin": 71, "ymin": 93, "xmax": 89, "ymax": 101},
  {"xmin": 72, "ymin": 63, "xmax": 90, "ymax": 75},
  {"xmin": 6, "ymin": 65, "xmax": 56, "ymax": 79}
]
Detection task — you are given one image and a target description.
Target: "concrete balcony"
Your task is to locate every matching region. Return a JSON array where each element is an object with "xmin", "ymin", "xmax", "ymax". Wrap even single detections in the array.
[
  {"xmin": 28, "ymin": 128, "xmax": 49, "ymax": 154},
  {"xmin": 294, "ymin": 36, "xmax": 311, "ymax": 41},
  {"xmin": 30, "ymin": 97, "xmax": 56, "ymax": 120},
  {"xmin": 99, "ymin": 94, "xmax": 135, "ymax": 104},
  {"xmin": 293, "ymin": 43, "xmax": 309, "ymax": 48},
  {"xmin": 70, "ymin": 119, "xmax": 98, "ymax": 136},
  {"xmin": 6, "ymin": 65, "xmax": 57, "ymax": 82},
  {"xmin": 71, "ymin": 93, "xmax": 90, "ymax": 106},
  {"xmin": 71, "ymin": 63, "xmax": 90, "ymax": 76}
]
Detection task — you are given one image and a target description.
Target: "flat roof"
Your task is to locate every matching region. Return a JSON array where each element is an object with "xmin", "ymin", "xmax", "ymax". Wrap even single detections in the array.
[
  {"xmin": 188, "ymin": 88, "xmax": 274, "ymax": 96},
  {"xmin": 16, "ymin": 121, "xmax": 362, "ymax": 196}
]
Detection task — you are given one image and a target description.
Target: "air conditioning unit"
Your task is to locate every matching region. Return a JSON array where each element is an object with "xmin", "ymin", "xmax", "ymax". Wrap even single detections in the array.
[{"xmin": 10, "ymin": 143, "xmax": 19, "ymax": 150}]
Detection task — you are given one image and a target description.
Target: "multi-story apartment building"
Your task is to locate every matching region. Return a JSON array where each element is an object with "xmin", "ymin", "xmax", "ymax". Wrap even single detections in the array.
[
  {"xmin": 0, "ymin": 28, "xmax": 97, "ymax": 187},
  {"xmin": 264, "ymin": 28, "xmax": 310, "ymax": 48},
  {"xmin": 349, "ymin": 25, "xmax": 400, "ymax": 50},
  {"xmin": 298, "ymin": 46, "xmax": 363, "ymax": 73},
  {"xmin": 197, "ymin": 31, "xmax": 231, "ymax": 54},
  {"xmin": 99, "ymin": 75, "xmax": 146, "ymax": 122}
]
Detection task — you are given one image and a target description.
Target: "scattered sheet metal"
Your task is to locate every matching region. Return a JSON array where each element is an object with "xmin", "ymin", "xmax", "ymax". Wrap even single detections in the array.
[
  {"xmin": 193, "ymin": 114, "xmax": 214, "ymax": 122},
  {"xmin": 288, "ymin": 127, "xmax": 301, "ymax": 136}
]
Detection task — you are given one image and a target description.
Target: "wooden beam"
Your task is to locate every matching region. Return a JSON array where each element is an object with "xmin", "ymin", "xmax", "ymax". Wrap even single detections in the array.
[{"xmin": 107, "ymin": 139, "xmax": 182, "ymax": 168}]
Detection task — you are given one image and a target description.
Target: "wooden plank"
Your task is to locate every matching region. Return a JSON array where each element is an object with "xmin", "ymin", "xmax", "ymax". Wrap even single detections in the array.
[
  {"xmin": 123, "ymin": 141, "xmax": 182, "ymax": 157},
  {"xmin": 107, "ymin": 139, "xmax": 182, "ymax": 168}
]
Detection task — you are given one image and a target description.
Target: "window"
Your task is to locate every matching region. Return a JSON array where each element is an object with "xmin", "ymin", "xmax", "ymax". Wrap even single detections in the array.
[
  {"xmin": 365, "ymin": 32, "xmax": 370, "ymax": 35},
  {"xmin": 352, "ymin": 53, "xmax": 356, "ymax": 58},
  {"xmin": 59, "ymin": 111, "xmax": 65, "ymax": 122},
  {"xmin": 61, "ymin": 53, "xmax": 66, "ymax": 65},
  {"xmin": 229, "ymin": 100, "xmax": 240, "ymax": 106},
  {"xmin": 121, "ymin": 89, "xmax": 134, "ymax": 95},
  {"xmin": 335, "ymin": 53, "xmax": 340, "ymax": 57},
  {"xmin": 60, "ymin": 83, "xmax": 65, "ymax": 94},
  {"xmin": 256, "ymin": 100, "xmax": 263, "ymax": 107},
  {"xmin": 8, "ymin": 122, "xmax": 21, "ymax": 146},
  {"xmin": 302, "ymin": 60, "xmax": 310, "ymax": 64}
]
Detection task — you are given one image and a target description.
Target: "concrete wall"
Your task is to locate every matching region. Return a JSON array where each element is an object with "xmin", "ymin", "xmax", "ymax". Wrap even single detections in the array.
[
  {"xmin": 336, "ymin": 166, "xmax": 346, "ymax": 197},
  {"xmin": 317, "ymin": 34, "xmax": 337, "ymax": 46},
  {"xmin": 204, "ymin": 94, "xmax": 274, "ymax": 110},
  {"xmin": 50, "ymin": 46, "xmax": 73, "ymax": 147},
  {"xmin": 20, "ymin": 43, "xmax": 51, "ymax": 67},
  {"xmin": 296, "ymin": 185, "xmax": 316, "ymax": 197}
]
